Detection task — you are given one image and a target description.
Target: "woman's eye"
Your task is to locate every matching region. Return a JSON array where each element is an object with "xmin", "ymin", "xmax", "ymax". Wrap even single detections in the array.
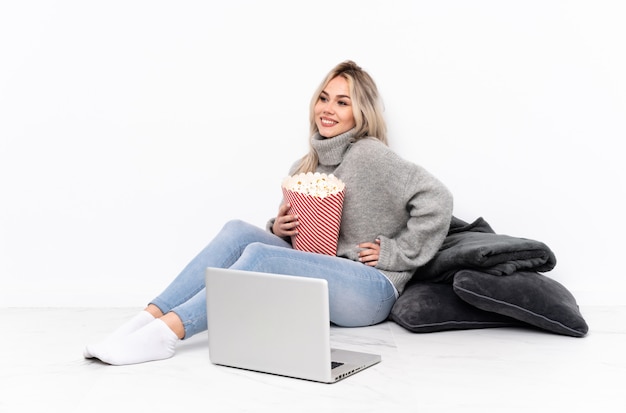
[{"xmin": 319, "ymin": 96, "xmax": 328, "ymax": 102}]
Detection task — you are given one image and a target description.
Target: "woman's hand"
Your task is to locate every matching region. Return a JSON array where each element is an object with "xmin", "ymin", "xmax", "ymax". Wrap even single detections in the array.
[
  {"xmin": 272, "ymin": 203, "xmax": 299, "ymax": 238},
  {"xmin": 358, "ymin": 239, "xmax": 381, "ymax": 267}
]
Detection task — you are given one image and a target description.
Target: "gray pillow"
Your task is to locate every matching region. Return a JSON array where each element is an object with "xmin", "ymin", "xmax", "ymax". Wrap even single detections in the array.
[
  {"xmin": 453, "ymin": 270, "xmax": 589, "ymax": 337},
  {"xmin": 390, "ymin": 282, "xmax": 520, "ymax": 333}
]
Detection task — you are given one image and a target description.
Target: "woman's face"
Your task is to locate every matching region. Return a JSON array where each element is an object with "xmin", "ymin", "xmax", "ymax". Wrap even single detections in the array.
[{"xmin": 314, "ymin": 76, "xmax": 356, "ymax": 138}]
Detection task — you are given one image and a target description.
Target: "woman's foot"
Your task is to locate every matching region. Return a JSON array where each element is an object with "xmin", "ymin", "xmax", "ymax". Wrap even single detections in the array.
[
  {"xmin": 83, "ymin": 310, "xmax": 155, "ymax": 358},
  {"xmin": 85, "ymin": 319, "xmax": 179, "ymax": 365}
]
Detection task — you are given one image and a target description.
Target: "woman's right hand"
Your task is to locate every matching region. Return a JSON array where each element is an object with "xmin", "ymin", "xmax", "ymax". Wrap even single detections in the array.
[{"xmin": 272, "ymin": 203, "xmax": 299, "ymax": 238}]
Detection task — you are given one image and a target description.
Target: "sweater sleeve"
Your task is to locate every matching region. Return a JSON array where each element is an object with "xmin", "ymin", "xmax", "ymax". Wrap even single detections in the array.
[{"xmin": 376, "ymin": 165, "xmax": 453, "ymax": 272}]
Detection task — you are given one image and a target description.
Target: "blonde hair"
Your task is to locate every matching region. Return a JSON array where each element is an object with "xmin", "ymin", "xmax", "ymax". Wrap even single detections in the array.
[{"xmin": 295, "ymin": 60, "xmax": 388, "ymax": 174}]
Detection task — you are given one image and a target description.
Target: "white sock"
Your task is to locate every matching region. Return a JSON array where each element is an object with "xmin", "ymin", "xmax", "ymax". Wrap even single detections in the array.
[
  {"xmin": 87, "ymin": 319, "xmax": 179, "ymax": 366},
  {"xmin": 84, "ymin": 311, "xmax": 155, "ymax": 359}
]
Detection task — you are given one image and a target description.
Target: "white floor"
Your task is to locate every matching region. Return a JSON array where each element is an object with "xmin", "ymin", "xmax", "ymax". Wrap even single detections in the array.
[{"xmin": 1, "ymin": 306, "xmax": 624, "ymax": 413}]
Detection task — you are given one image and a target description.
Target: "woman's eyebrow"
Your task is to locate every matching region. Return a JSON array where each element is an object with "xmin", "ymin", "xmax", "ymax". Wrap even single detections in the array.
[{"xmin": 321, "ymin": 90, "xmax": 351, "ymax": 100}]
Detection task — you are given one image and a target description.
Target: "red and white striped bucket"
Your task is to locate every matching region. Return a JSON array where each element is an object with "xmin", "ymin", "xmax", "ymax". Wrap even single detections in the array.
[{"xmin": 282, "ymin": 187, "xmax": 345, "ymax": 256}]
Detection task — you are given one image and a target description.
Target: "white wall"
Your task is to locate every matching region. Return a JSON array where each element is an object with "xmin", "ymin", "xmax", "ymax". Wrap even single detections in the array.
[{"xmin": 1, "ymin": 0, "xmax": 624, "ymax": 307}]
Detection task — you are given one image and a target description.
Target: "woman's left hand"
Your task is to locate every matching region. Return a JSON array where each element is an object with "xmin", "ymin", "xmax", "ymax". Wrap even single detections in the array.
[{"xmin": 358, "ymin": 239, "xmax": 381, "ymax": 267}]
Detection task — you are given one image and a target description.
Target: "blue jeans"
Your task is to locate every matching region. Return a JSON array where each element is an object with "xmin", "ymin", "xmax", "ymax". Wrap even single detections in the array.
[{"xmin": 150, "ymin": 220, "xmax": 397, "ymax": 339}]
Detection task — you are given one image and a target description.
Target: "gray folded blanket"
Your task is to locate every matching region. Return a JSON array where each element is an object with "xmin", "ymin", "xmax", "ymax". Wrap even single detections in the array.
[
  {"xmin": 392, "ymin": 216, "xmax": 588, "ymax": 337},
  {"xmin": 412, "ymin": 216, "xmax": 557, "ymax": 284}
]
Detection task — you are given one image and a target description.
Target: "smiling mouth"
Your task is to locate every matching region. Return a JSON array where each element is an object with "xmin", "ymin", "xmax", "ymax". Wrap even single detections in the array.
[{"xmin": 320, "ymin": 118, "xmax": 337, "ymax": 127}]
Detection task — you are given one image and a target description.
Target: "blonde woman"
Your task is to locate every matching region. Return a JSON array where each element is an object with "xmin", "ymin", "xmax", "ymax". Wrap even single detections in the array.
[{"xmin": 84, "ymin": 60, "xmax": 453, "ymax": 365}]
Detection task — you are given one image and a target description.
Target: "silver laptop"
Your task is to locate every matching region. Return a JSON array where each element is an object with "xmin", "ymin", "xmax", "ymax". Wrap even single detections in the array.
[{"xmin": 205, "ymin": 267, "xmax": 381, "ymax": 383}]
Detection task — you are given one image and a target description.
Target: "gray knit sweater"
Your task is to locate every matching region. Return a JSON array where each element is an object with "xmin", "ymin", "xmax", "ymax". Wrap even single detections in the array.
[{"xmin": 268, "ymin": 130, "xmax": 453, "ymax": 294}]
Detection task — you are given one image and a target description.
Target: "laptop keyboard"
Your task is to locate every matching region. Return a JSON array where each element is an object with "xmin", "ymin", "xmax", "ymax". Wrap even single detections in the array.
[{"xmin": 331, "ymin": 361, "xmax": 344, "ymax": 369}]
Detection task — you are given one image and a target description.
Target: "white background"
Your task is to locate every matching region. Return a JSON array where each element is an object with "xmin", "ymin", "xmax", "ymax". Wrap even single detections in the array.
[{"xmin": 1, "ymin": 0, "xmax": 624, "ymax": 307}]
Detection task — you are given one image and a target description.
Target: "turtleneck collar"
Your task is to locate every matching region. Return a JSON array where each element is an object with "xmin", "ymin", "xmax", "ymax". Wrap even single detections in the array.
[{"xmin": 310, "ymin": 129, "xmax": 356, "ymax": 167}]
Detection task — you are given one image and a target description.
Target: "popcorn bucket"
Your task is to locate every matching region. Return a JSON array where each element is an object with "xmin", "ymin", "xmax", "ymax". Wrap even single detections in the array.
[{"xmin": 281, "ymin": 173, "xmax": 345, "ymax": 256}]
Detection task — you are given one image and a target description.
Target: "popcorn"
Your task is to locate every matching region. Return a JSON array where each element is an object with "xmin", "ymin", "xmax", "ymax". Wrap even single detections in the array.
[
  {"xmin": 281, "ymin": 172, "xmax": 345, "ymax": 198},
  {"xmin": 281, "ymin": 172, "xmax": 345, "ymax": 256}
]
